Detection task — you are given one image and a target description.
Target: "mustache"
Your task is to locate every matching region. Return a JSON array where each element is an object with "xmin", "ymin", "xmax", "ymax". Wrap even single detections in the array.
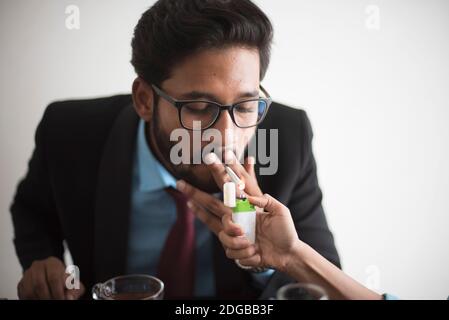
[{"xmin": 191, "ymin": 144, "xmax": 238, "ymax": 164}]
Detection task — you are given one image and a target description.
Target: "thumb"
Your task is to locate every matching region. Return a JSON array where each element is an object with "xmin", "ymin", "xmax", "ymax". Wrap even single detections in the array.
[{"xmin": 248, "ymin": 193, "xmax": 284, "ymax": 215}]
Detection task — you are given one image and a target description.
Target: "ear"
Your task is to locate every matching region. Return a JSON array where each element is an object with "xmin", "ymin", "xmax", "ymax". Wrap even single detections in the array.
[{"xmin": 131, "ymin": 77, "xmax": 154, "ymax": 122}]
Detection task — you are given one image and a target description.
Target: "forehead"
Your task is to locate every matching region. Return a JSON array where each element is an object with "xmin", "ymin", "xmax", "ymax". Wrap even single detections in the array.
[{"xmin": 163, "ymin": 47, "xmax": 260, "ymax": 93}]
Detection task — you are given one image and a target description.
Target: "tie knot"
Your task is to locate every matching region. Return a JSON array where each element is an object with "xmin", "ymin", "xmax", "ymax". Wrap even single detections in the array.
[{"xmin": 165, "ymin": 187, "xmax": 192, "ymax": 219}]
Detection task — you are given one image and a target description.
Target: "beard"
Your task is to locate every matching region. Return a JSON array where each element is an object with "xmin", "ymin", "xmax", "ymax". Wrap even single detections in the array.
[{"xmin": 148, "ymin": 110, "xmax": 222, "ymax": 194}]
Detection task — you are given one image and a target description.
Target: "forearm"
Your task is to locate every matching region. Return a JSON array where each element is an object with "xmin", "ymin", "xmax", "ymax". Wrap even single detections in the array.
[{"xmin": 280, "ymin": 241, "xmax": 382, "ymax": 300}]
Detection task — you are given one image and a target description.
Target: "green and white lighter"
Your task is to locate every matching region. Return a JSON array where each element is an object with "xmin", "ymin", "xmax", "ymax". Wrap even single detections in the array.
[{"xmin": 223, "ymin": 181, "xmax": 256, "ymax": 244}]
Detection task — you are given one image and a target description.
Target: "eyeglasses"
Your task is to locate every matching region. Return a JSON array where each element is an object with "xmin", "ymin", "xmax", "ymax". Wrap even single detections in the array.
[{"xmin": 151, "ymin": 84, "xmax": 272, "ymax": 130}]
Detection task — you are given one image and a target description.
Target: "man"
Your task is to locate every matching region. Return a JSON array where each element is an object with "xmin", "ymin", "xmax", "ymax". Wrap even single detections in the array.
[{"xmin": 11, "ymin": 0, "xmax": 339, "ymax": 299}]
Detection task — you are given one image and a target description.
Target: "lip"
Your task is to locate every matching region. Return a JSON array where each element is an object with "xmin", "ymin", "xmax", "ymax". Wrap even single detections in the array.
[{"xmin": 198, "ymin": 145, "xmax": 238, "ymax": 164}]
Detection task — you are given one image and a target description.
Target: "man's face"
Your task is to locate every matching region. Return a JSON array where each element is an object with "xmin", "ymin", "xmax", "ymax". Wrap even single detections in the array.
[{"xmin": 150, "ymin": 47, "xmax": 260, "ymax": 193}]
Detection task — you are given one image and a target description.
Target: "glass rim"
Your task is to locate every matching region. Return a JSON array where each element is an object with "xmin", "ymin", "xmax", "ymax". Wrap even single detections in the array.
[
  {"xmin": 276, "ymin": 282, "xmax": 329, "ymax": 300},
  {"xmin": 92, "ymin": 274, "xmax": 164, "ymax": 300}
]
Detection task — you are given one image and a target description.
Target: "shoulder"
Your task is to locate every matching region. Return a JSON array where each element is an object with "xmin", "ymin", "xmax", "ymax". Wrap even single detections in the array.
[
  {"xmin": 255, "ymin": 101, "xmax": 316, "ymax": 197},
  {"xmin": 260, "ymin": 101, "xmax": 312, "ymax": 137},
  {"xmin": 259, "ymin": 101, "xmax": 314, "ymax": 156},
  {"xmin": 44, "ymin": 94, "xmax": 132, "ymax": 126},
  {"xmin": 41, "ymin": 94, "xmax": 133, "ymax": 143}
]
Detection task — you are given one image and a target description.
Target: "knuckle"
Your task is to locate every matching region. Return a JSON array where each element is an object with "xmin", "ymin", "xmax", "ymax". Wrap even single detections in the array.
[
  {"xmin": 239, "ymin": 248, "xmax": 249, "ymax": 257},
  {"xmin": 223, "ymin": 216, "xmax": 233, "ymax": 230},
  {"xmin": 34, "ymin": 282, "xmax": 46, "ymax": 293},
  {"xmin": 224, "ymin": 235, "xmax": 235, "ymax": 248},
  {"xmin": 264, "ymin": 194, "xmax": 272, "ymax": 205},
  {"xmin": 208, "ymin": 198, "xmax": 222, "ymax": 213},
  {"xmin": 184, "ymin": 184, "xmax": 195, "ymax": 197},
  {"xmin": 218, "ymin": 231, "xmax": 225, "ymax": 243},
  {"xmin": 230, "ymin": 237, "xmax": 241, "ymax": 248},
  {"xmin": 47, "ymin": 276, "xmax": 61, "ymax": 286},
  {"xmin": 47, "ymin": 256, "xmax": 62, "ymax": 267},
  {"xmin": 202, "ymin": 211, "xmax": 212, "ymax": 224},
  {"xmin": 245, "ymin": 246, "xmax": 255, "ymax": 256}
]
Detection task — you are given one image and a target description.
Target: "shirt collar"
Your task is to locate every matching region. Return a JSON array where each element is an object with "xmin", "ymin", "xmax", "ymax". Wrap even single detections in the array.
[{"xmin": 136, "ymin": 119, "xmax": 177, "ymax": 192}]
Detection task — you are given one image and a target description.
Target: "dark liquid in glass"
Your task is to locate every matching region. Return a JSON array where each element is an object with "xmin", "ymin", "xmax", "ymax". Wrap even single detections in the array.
[{"xmin": 109, "ymin": 292, "xmax": 153, "ymax": 300}]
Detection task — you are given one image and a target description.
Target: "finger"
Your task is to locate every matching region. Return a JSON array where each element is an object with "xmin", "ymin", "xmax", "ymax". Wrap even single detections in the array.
[
  {"xmin": 188, "ymin": 201, "xmax": 222, "ymax": 236},
  {"xmin": 222, "ymin": 214, "xmax": 244, "ymax": 237},
  {"xmin": 224, "ymin": 151, "xmax": 262, "ymax": 196},
  {"xmin": 224, "ymin": 150, "xmax": 247, "ymax": 185},
  {"xmin": 218, "ymin": 230, "xmax": 250, "ymax": 250},
  {"xmin": 225, "ymin": 246, "xmax": 257, "ymax": 260},
  {"xmin": 46, "ymin": 259, "xmax": 66, "ymax": 299},
  {"xmin": 243, "ymin": 156, "xmax": 256, "ymax": 178},
  {"xmin": 31, "ymin": 261, "xmax": 51, "ymax": 299},
  {"xmin": 247, "ymin": 194, "xmax": 281, "ymax": 214},
  {"xmin": 18, "ymin": 272, "xmax": 34, "ymax": 300},
  {"xmin": 204, "ymin": 153, "xmax": 230, "ymax": 191},
  {"xmin": 177, "ymin": 180, "xmax": 231, "ymax": 218},
  {"xmin": 66, "ymin": 282, "xmax": 85, "ymax": 300},
  {"xmin": 238, "ymin": 254, "xmax": 262, "ymax": 267}
]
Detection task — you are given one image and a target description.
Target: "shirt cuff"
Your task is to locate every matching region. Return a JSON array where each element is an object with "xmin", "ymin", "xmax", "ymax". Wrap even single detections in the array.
[
  {"xmin": 382, "ymin": 293, "xmax": 400, "ymax": 300},
  {"xmin": 250, "ymin": 269, "xmax": 275, "ymax": 289}
]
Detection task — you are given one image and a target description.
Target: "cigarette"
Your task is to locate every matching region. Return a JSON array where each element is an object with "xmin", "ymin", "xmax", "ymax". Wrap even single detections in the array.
[{"xmin": 224, "ymin": 165, "xmax": 245, "ymax": 191}]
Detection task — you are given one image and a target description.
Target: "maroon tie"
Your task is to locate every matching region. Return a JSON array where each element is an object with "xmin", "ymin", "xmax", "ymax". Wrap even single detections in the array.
[{"xmin": 156, "ymin": 187, "xmax": 196, "ymax": 299}]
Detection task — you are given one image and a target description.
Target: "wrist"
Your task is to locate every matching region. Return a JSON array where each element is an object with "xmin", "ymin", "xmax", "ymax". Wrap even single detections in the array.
[{"xmin": 278, "ymin": 240, "xmax": 307, "ymax": 273}]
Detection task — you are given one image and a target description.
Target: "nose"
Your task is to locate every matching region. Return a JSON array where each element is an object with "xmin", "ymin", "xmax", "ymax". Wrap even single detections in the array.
[
  {"xmin": 213, "ymin": 109, "xmax": 235, "ymax": 133},
  {"xmin": 212, "ymin": 110, "xmax": 237, "ymax": 155}
]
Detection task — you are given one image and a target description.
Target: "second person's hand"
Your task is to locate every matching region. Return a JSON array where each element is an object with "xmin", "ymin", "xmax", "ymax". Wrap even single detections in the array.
[{"xmin": 219, "ymin": 193, "xmax": 304, "ymax": 271}]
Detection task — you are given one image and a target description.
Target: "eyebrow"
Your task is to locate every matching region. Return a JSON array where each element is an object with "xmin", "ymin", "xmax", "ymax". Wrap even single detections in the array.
[{"xmin": 178, "ymin": 89, "xmax": 260, "ymax": 103}]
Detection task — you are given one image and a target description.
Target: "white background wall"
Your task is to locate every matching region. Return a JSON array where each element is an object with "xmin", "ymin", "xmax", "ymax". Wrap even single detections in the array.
[{"xmin": 1, "ymin": 0, "xmax": 448, "ymax": 299}]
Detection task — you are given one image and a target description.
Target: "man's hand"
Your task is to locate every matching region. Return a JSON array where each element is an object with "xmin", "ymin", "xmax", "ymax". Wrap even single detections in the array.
[
  {"xmin": 176, "ymin": 153, "xmax": 263, "ymax": 236},
  {"xmin": 205, "ymin": 152, "xmax": 263, "ymax": 198},
  {"xmin": 17, "ymin": 256, "xmax": 85, "ymax": 300},
  {"xmin": 176, "ymin": 179, "xmax": 231, "ymax": 236}
]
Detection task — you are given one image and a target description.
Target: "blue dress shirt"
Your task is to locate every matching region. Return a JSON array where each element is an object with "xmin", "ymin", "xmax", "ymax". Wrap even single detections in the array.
[{"xmin": 126, "ymin": 120, "xmax": 215, "ymax": 297}]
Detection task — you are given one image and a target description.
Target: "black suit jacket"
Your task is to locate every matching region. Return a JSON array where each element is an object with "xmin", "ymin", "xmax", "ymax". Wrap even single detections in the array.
[{"xmin": 10, "ymin": 94, "xmax": 340, "ymax": 299}]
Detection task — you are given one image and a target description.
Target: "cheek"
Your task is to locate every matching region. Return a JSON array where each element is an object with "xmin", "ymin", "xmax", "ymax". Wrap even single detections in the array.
[
  {"xmin": 236, "ymin": 128, "xmax": 256, "ymax": 153},
  {"xmin": 156, "ymin": 102, "xmax": 182, "ymax": 134},
  {"xmin": 242, "ymin": 128, "xmax": 256, "ymax": 142}
]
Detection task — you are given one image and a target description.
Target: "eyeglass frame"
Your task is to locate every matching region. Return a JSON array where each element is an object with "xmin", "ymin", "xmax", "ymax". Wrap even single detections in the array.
[{"xmin": 151, "ymin": 84, "xmax": 272, "ymax": 130}]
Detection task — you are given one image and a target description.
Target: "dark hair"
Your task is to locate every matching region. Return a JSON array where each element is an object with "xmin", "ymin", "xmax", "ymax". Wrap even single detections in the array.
[{"xmin": 131, "ymin": 0, "xmax": 273, "ymax": 86}]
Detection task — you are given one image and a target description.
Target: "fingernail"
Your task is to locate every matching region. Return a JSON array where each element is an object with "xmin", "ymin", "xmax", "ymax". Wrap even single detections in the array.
[
  {"xmin": 187, "ymin": 201, "xmax": 193, "ymax": 209},
  {"xmin": 176, "ymin": 180, "xmax": 185, "ymax": 191},
  {"xmin": 204, "ymin": 153, "xmax": 219, "ymax": 165},
  {"xmin": 224, "ymin": 150, "xmax": 235, "ymax": 164}
]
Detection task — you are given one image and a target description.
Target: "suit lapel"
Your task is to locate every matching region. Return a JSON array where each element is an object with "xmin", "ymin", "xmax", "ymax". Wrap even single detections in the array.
[{"xmin": 93, "ymin": 104, "xmax": 139, "ymax": 282}]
